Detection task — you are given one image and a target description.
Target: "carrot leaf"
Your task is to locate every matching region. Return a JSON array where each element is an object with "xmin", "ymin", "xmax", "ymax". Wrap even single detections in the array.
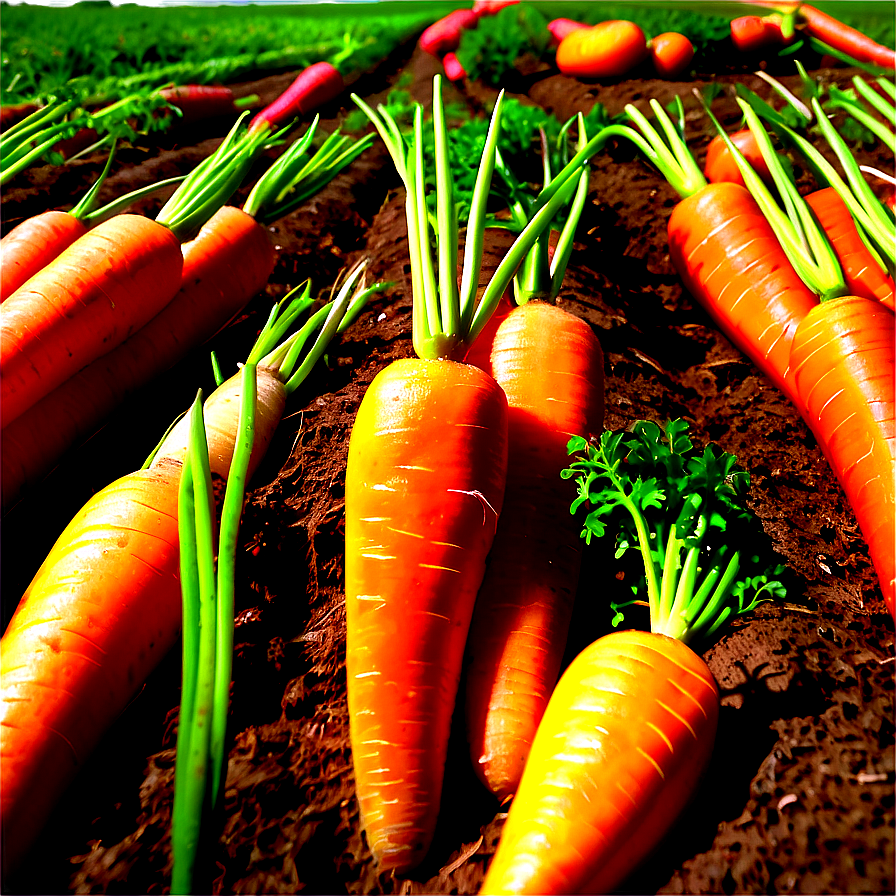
[{"xmin": 563, "ymin": 419, "xmax": 786, "ymax": 649}]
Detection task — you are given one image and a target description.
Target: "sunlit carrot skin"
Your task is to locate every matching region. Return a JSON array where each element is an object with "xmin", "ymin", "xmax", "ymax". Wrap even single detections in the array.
[
  {"xmin": 464, "ymin": 302, "xmax": 604, "ymax": 802},
  {"xmin": 1, "ymin": 214, "xmax": 183, "ymax": 427},
  {"xmin": 345, "ymin": 358, "xmax": 508, "ymax": 872},
  {"xmin": 1, "ymin": 206, "xmax": 275, "ymax": 508},
  {"xmin": 0, "ymin": 211, "xmax": 88, "ymax": 301},
  {"xmin": 790, "ymin": 296, "xmax": 895, "ymax": 616},
  {"xmin": 703, "ymin": 128, "xmax": 772, "ymax": 188},
  {"xmin": 0, "ymin": 460, "xmax": 182, "ymax": 876},
  {"xmin": 667, "ymin": 181, "xmax": 818, "ymax": 405},
  {"xmin": 0, "ymin": 364, "xmax": 289, "ymax": 872},
  {"xmin": 555, "ymin": 21, "xmax": 649, "ymax": 79},
  {"xmin": 799, "ymin": 3, "xmax": 896, "ymax": 69},
  {"xmin": 805, "ymin": 188, "xmax": 895, "ymax": 311},
  {"xmin": 481, "ymin": 630, "xmax": 719, "ymax": 895}
]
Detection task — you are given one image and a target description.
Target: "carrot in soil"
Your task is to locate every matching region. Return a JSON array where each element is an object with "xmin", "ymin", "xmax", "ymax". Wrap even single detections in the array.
[
  {"xmin": 0, "ymin": 147, "xmax": 186, "ymax": 301},
  {"xmin": 464, "ymin": 302, "xmax": 604, "ymax": 802},
  {"xmin": 805, "ymin": 187, "xmax": 895, "ymax": 310},
  {"xmin": 703, "ymin": 127, "xmax": 773, "ymax": 187},
  {"xmin": 798, "ymin": 4, "xmax": 896, "ymax": 70},
  {"xmin": 649, "ymin": 32, "xmax": 695, "ymax": 79},
  {"xmin": 555, "ymin": 21, "xmax": 649, "ymax": 79},
  {"xmin": 346, "ymin": 75, "xmax": 605, "ymax": 872},
  {"xmin": 790, "ymin": 296, "xmax": 895, "ymax": 615},
  {"xmin": 0, "ymin": 272, "xmax": 377, "ymax": 877},
  {"xmin": 482, "ymin": 419, "xmax": 785, "ymax": 894},
  {"xmin": 1, "ymin": 121, "xmax": 372, "ymax": 508},
  {"xmin": 730, "ymin": 14, "xmax": 790, "ymax": 53},
  {"xmin": 0, "ymin": 115, "xmax": 273, "ymax": 427}
]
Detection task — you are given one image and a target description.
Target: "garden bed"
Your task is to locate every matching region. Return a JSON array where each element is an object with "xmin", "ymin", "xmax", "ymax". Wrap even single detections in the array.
[{"xmin": 1, "ymin": 28, "xmax": 894, "ymax": 896}]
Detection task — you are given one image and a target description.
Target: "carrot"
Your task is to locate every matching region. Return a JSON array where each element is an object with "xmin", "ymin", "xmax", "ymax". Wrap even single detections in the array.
[
  {"xmin": 790, "ymin": 296, "xmax": 895, "ymax": 615},
  {"xmin": 623, "ymin": 101, "xmax": 818, "ymax": 405},
  {"xmin": 0, "ymin": 461, "xmax": 184, "ymax": 878},
  {"xmin": 547, "ymin": 18, "xmax": 588, "ymax": 46},
  {"xmin": 805, "ymin": 187, "xmax": 895, "ymax": 311},
  {"xmin": 0, "ymin": 211, "xmax": 87, "ymax": 300},
  {"xmin": 0, "ymin": 213, "xmax": 184, "ymax": 426},
  {"xmin": 482, "ymin": 419, "xmax": 785, "ymax": 894},
  {"xmin": 157, "ymin": 84, "xmax": 248, "ymax": 125},
  {"xmin": 463, "ymin": 301, "xmax": 604, "ymax": 802},
  {"xmin": 1, "ymin": 122, "xmax": 373, "ymax": 508},
  {"xmin": 730, "ymin": 14, "xmax": 789, "ymax": 53},
  {"xmin": 0, "ymin": 115, "xmax": 276, "ymax": 428},
  {"xmin": 798, "ymin": 4, "xmax": 896, "ymax": 70},
  {"xmin": 482, "ymin": 630, "xmax": 720, "ymax": 894},
  {"xmin": 703, "ymin": 127, "xmax": 773, "ymax": 187},
  {"xmin": 0, "ymin": 275, "xmax": 374, "ymax": 875},
  {"xmin": 248, "ymin": 62, "xmax": 343, "ymax": 133},
  {"xmin": 649, "ymin": 32, "xmax": 695, "ymax": 79},
  {"xmin": 555, "ymin": 21, "xmax": 649, "ymax": 79},
  {"xmin": 418, "ymin": 9, "xmax": 479, "ymax": 57},
  {"xmin": 346, "ymin": 75, "xmax": 604, "ymax": 872},
  {"xmin": 0, "ymin": 147, "xmax": 187, "ymax": 302}
]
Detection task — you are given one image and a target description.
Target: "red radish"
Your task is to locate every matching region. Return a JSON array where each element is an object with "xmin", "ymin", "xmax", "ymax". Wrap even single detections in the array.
[
  {"xmin": 418, "ymin": 9, "xmax": 478, "ymax": 57},
  {"xmin": 248, "ymin": 62, "xmax": 343, "ymax": 132},
  {"xmin": 650, "ymin": 32, "xmax": 695, "ymax": 79},
  {"xmin": 548, "ymin": 18, "xmax": 588, "ymax": 46},
  {"xmin": 730, "ymin": 14, "xmax": 788, "ymax": 52},
  {"xmin": 443, "ymin": 51, "xmax": 468, "ymax": 82},
  {"xmin": 473, "ymin": 0, "xmax": 519, "ymax": 17},
  {"xmin": 704, "ymin": 128, "xmax": 773, "ymax": 187},
  {"xmin": 556, "ymin": 21, "xmax": 649, "ymax": 79}
]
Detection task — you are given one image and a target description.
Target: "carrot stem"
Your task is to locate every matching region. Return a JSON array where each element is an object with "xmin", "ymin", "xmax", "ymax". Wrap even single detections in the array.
[{"xmin": 210, "ymin": 362, "xmax": 257, "ymax": 809}]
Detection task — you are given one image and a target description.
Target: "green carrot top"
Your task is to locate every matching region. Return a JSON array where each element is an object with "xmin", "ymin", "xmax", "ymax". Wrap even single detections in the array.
[{"xmin": 563, "ymin": 419, "xmax": 786, "ymax": 650}]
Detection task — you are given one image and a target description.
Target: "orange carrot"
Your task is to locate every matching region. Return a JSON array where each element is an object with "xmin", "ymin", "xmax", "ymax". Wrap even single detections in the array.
[
  {"xmin": 0, "ymin": 461, "xmax": 183, "ymax": 877},
  {"xmin": 0, "ymin": 280, "xmax": 371, "ymax": 874},
  {"xmin": 0, "ymin": 211, "xmax": 87, "ymax": 301},
  {"xmin": 1, "ymin": 206, "xmax": 274, "ymax": 507},
  {"xmin": 805, "ymin": 187, "xmax": 895, "ymax": 311},
  {"xmin": 482, "ymin": 419, "xmax": 784, "ymax": 893},
  {"xmin": 482, "ymin": 631, "xmax": 719, "ymax": 894},
  {"xmin": 789, "ymin": 296, "xmax": 895, "ymax": 615},
  {"xmin": 704, "ymin": 128, "xmax": 773, "ymax": 187},
  {"xmin": 668, "ymin": 181, "xmax": 818, "ymax": 404},
  {"xmin": 555, "ymin": 21, "xmax": 649, "ymax": 79},
  {"xmin": 345, "ymin": 359, "xmax": 509, "ymax": 870},
  {"xmin": 649, "ymin": 32, "xmax": 695, "ymax": 79},
  {"xmin": 0, "ymin": 214, "xmax": 184, "ymax": 426},
  {"xmin": 463, "ymin": 301, "xmax": 604, "ymax": 802}
]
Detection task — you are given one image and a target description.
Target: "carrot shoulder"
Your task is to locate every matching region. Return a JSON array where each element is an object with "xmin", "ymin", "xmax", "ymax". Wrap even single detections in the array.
[
  {"xmin": 345, "ymin": 358, "xmax": 508, "ymax": 870},
  {"xmin": 790, "ymin": 296, "xmax": 895, "ymax": 616},
  {"xmin": 667, "ymin": 181, "xmax": 818, "ymax": 405},
  {"xmin": 464, "ymin": 301, "xmax": 604, "ymax": 801},
  {"xmin": 0, "ymin": 211, "xmax": 88, "ymax": 302},
  {"xmin": 0, "ymin": 214, "xmax": 183, "ymax": 426},
  {"xmin": 481, "ymin": 630, "xmax": 719, "ymax": 895},
  {"xmin": 1, "ymin": 205, "xmax": 275, "ymax": 508}
]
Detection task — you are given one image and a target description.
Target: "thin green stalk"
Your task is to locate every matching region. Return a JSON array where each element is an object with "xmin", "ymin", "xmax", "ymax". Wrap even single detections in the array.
[
  {"xmin": 433, "ymin": 80, "xmax": 460, "ymax": 340},
  {"xmin": 210, "ymin": 362, "xmax": 257, "ymax": 810},
  {"xmin": 658, "ymin": 524, "xmax": 684, "ymax": 622}
]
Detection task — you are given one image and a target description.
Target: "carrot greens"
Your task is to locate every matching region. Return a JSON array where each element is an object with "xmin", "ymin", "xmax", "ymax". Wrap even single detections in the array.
[{"xmin": 564, "ymin": 419, "xmax": 786, "ymax": 647}]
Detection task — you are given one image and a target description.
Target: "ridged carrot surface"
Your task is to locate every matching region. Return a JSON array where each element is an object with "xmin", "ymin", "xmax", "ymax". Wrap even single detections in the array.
[
  {"xmin": 464, "ymin": 302, "xmax": 605, "ymax": 801},
  {"xmin": 805, "ymin": 188, "xmax": 895, "ymax": 311},
  {"xmin": 481, "ymin": 630, "xmax": 719, "ymax": 895},
  {"xmin": 1, "ymin": 205, "xmax": 275, "ymax": 508},
  {"xmin": 790, "ymin": 296, "xmax": 895, "ymax": 615},
  {"xmin": 344, "ymin": 358, "xmax": 508, "ymax": 872},
  {"xmin": 0, "ymin": 210, "xmax": 88, "ymax": 302},
  {"xmin": 1, "ymin": 214, "xmax": 183, "ymax": 426},
  {"xmin": 668, "ymin": 181, "xmax": 818, "ymax": 405},
  {"xmin": 0, "ymin": 461, "xmax": 182, "ymax": 874}
]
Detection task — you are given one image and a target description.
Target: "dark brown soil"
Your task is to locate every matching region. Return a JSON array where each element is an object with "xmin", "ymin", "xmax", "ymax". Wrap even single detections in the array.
[{"xmin": 1, "ymin": 37, "xmax": 894, "ymax": 896}]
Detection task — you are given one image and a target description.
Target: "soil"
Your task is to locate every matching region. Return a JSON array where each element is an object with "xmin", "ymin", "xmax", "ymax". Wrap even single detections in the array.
[{"xmin": 1, "ymin": 33, "xmax": 894, "ymax": 896}]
